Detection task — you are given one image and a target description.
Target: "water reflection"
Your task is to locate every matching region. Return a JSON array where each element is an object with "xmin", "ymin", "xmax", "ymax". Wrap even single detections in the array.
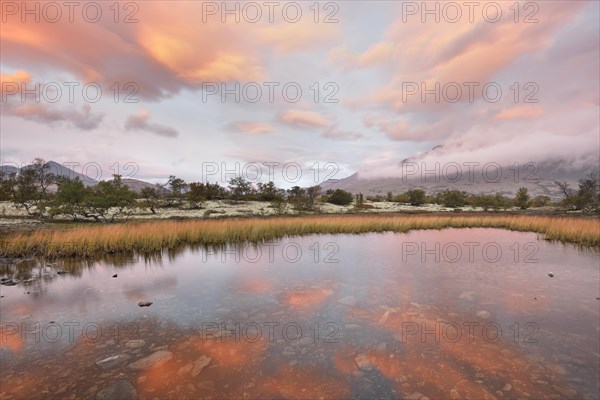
[{"xmin": 0, "ymin": 229, "xmax": 598, "ymax": 399}]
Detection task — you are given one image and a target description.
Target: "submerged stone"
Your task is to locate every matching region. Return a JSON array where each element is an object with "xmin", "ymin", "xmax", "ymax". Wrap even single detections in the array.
[
  {"xmin": 338, "ymin": 296, "xmax": 357, "ymax": 306},
  {"xmin": 124, "ymin": 339, "xmax": 145, "ymax": 349},
  {"xmin": 355, "ymin": 354, "xmax": 372, "ymax": 371},
  {"xmin": 128, "ymin": 350, "xmax": 173, "ymax": 370},
  {"xmin": 96, "ymin": 380, "xmax": 136, "ymax": 400},
  {"xmin": 95, "ymin": 354, "xmax": 131, "ymax": 370}
]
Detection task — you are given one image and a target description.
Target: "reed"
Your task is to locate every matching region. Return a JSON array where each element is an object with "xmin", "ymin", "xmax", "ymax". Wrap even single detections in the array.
[{"xmin": 1, "ymin": 214, "xmax": 599, "ymax": 258}]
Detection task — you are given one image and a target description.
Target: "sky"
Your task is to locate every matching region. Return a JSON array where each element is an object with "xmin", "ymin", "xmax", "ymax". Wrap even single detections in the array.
[{"xmin": 1, "ymin": 0, "xmax": 598, "ymax": 187}]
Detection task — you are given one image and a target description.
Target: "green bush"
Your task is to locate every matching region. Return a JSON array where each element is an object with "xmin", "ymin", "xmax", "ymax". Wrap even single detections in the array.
[{"xmin": 327, "ymin": 189, "xmax": 354, "ymax": 206}]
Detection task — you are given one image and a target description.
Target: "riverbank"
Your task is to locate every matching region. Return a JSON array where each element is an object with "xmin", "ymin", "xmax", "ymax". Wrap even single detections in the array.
[{"xmin": 1, "ymin": 214, "xmax": 598, "ymax": 258}]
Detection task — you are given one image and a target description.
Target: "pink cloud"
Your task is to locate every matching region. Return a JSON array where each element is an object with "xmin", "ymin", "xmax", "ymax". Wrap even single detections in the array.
[
  {"xmin": 232, "ymin": 122, "xmax": 274, "ymax": 135},
  {"xmin": 280, "ymin": 109, "xmax": 329, "ymax": 129},
  {"xmin": 125, "ymin": 108, "xmax": 178, "ymax": 138},
  {"xmin": 494, "ymin": 105, "xmax": 544, "ymax": 120}
]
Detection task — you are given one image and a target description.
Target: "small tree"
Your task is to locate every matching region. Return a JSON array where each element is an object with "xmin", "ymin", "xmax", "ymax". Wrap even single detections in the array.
[
  {"xmin": 270, "ymin": 194, "xmax": 289, "ymax": 215},
  {"xmin": 406, "ymin": 189, "xmax": 426, "ymax": 206},
  {"xmin": 2, "ymin": 158, "xmax": 56, "ymax": 218},
  {"xmin": 555, "ymin": 174, "xmax": 599, "ymax": 213},
  {"xmin": 514, "ymin": 187, "xmax": 530, "ymax": 210},
  {"xmin": 355, "ymin": 193, "xmax": 365, "ymax": 208},
  {"xmin": 305, "ymin": 185, "xmax": 321, "ymax": 209},
  {"xmin": 140, "ymin": 187, "xmax": 162, "ymax": 214},
  {"xmin": 165, "ymin": 175, "xmax": 187, "ymax": 207},
  {"xmin": 228, "ymin": 177, "xmax": 254, "ymax": 202},
  {"xmin": 327, "ymin": 189, "xmax": 354, "ymax": 206},
  {"xmin": 187, "ymin": 182, "xmax": 207, "ymax": 209},
  {"xmin": 85, "ymin": 175, "xmax": 136, "ymax": 222},
  {"xmin": 386, "ymin": 191, "xmax": 393, "ymax": 202},
  {"xmin": 438, "ymin": 190, "xmax": 466, "ymax": 208},
  {"xmin": 575, "ymin": 173, "xmax": 599, "ymax": 212},
  {"xmin": 51, "ymin": 177, "xmax": 90, "ymax": 220},
  {"xmin": 531, "ymin": 195, "xmax": 551, "ymax": 208},
  {"xmin": 257, "ymin": 181, "xmax": 280, "ymax": 201},
  {"xmin": 205, "ymin": 182, "xmax": 227, "ymax": 200},
  {"xmin": 288, "ymin": 186, "xmax": 306, "ymax": 209}
]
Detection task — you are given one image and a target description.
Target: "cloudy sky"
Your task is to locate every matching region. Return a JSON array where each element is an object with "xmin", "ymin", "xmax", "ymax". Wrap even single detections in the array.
[{"xmin": 1, "ymin": 1, "xmax": 598, "ymax": 186}]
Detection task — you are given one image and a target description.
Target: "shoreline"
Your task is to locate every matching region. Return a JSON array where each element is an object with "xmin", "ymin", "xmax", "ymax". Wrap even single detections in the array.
[{"xmin": 1, "ymin": 213, "xmax": 598, "ymax": 258}]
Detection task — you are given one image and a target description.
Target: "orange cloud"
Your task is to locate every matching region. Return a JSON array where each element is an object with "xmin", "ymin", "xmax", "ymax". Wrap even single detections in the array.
[
  {"xmin": 258, "ymin": 18, "xmax": 339, "ymax": 53},
  {"xmin": 233, "ymin": 122, "xmax": 274, "ymax": 135},
  {"xmin": 280, "ymin": 109, "xmax": 329, "ymax": 128},
  {"xmin": 494, "ymin": 105, "xmax": 544, "ymax": 120},
  {"xmin": 329, "ymin": 42, "xmax": 393, "ymax": 69},
  {"xmin": 338, "ymin": 1, "xmax": 585, "ymax": 110}
]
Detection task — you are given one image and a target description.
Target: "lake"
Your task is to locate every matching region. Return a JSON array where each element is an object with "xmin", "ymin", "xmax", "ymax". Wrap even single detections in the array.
[{"xmin": 1, "ymin": 228, "xmax": 599, "ymax": 399}]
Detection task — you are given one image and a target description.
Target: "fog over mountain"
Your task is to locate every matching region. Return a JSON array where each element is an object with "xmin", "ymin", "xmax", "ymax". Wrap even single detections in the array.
[{"xmin": 321, "ymin": 148, "xmax": 599, "ymax": 199}]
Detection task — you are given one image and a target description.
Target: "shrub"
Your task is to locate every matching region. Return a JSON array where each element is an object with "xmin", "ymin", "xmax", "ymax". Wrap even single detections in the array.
[
  {"xmin": 514, "ymin": 187, "xmax": 531, "ymax": 210},
  {"xmin": 437, "ymin": 190, "xmax": 467, "ymax": 208},
  {"xmin": 406, "ymin": 189, "xmax": 426, "ymax": 206},
  {"xmin": 327, "ymin": 189, "xmax": 354, "ymax": 206}
]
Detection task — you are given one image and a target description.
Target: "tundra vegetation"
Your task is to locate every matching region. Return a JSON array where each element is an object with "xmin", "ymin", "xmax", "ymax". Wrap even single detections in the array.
[{"xmin": 0, "ymin": 159, "xmax": 598, "ymax": 224}]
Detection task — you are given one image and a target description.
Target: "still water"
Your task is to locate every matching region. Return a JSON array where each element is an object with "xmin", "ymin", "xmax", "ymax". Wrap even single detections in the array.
[{"xmin": 1, "ymin": 228, "xmax": 599, "ymax": 399}]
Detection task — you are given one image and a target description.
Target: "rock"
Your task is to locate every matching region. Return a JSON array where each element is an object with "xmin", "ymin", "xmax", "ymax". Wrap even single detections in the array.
[
  {"xmin": 547, "ymin": 272, "xmax": 554, "ymax": 278},
  {"xmin": 138, "ymin": 302, "xmax": 153, "ymax": 307},
  {"xmin": 450, "ymin": 389, "xmax": 460, "ymax": 399},
  {"xmin": 178, "ymin": 363, "xmax": 193, "ymax": 376},
  {"xmin": 476, "ymin": 310, "xmax": 491, "ymax": 319},
  {"xmin": 378, "ymin": 310, "xmax": 390, "ymax": 325},
  {"xmin": 552, "ymin": 385, "xmax": 576, "ymax": 397},
  {"xmin": 96, "ymin": 380, "xmax": 136, "ymax": 400},
  {"xmin": 190, "ymin": 355, "xmax": 211, "ymax": 376},
  {"xmin": 375, "ymin": 342, "xmax": 387, "ymax": 352},
  {"xmin": 355, "ymin": 354, "xmax": 372, "ymax": 371},
  {"xmin": 56, "ymin": 271, "xmax": 68, "ymax": 275},
  {"xmin": 338, "ymin": 296, "xmax": 357, "ymax": 306},
  {"xmin": 406, "ymin": 393, "xmax": 429, "ymax": 400},
  {"xmin": 410, "ymin": 302, "xmax": 431, "ymax": 311},
  {"xmin": 289, "ymin": 360, "xmax": 298, "ymax": 366},
  {"xmin": 112, "ymin": 274, "xmax": 118, "ymax": 278},
  {"xmin": 503, "ymin": 383, "xmax": 512, "ymax": 392},
  {"xmin": 124, "ymin": 339, "xmax": 145, "ymax": 349},
  {"xmin": 128, "ymin": 350, "xmax": 173, "ymax": 370},
  {"xmin": 1, "ymin": 279, "xmax": 17, "ymax": 286},
  {"xmin": 95, "ymin": 354, "xmax": 131, "ymax": 370},
  {"xmin": 459, "ymin": 291, "xmax": 475, "ymax": 301}
]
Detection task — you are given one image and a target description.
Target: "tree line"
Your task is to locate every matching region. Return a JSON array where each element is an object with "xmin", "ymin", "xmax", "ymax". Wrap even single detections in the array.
[{"xmin": 1, "ymin": 158, "xmax": 598, "ymax": 222}]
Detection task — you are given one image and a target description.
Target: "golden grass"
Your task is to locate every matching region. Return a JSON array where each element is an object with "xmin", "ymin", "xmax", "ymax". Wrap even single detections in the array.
[{"xmin": 1, "ymin": 214, "xmax": 599, "ymax": 258}]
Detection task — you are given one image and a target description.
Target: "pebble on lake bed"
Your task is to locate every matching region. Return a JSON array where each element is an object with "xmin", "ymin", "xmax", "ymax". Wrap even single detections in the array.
[
  {"xmin": 112, "ymin": 274, "xmax": 118, "ymax": 278},
  {"xmin": 95, "ymin": 379, "xmax": 136, "ymax": 400},
  {"xmin": 138, "ymin": 302, "xmax": 153, "ymax": 307},
  {"xmin": 355, "ymin": 354, "xmax": 373, "ymax": 371},
  {"xmin": 95, "ymin": 354, "xmax": 131, "ymax": 370},
  {"xmin": 128, "ymin": 350, "xmax": 173, "ymax": 370},
  {"xmin": 547, "ymin": 272, "xmax": 554, "ymax": 277}
]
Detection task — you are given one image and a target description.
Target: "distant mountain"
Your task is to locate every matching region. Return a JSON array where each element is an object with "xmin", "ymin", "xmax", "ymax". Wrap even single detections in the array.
[
  {"xmin": 0, "ymin": 165, "xmax": 19, "ymax": 176},
  {"xmin": 320, "ymin": 159, "xmax": 598, "ymax": 199},
  {"xmin": 19, "ymin": 161, "xmax": 98, "ymax": 186},
  {"xmin": 121, "ymin": 178, "xmax": 165, "ymax": 193}
]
